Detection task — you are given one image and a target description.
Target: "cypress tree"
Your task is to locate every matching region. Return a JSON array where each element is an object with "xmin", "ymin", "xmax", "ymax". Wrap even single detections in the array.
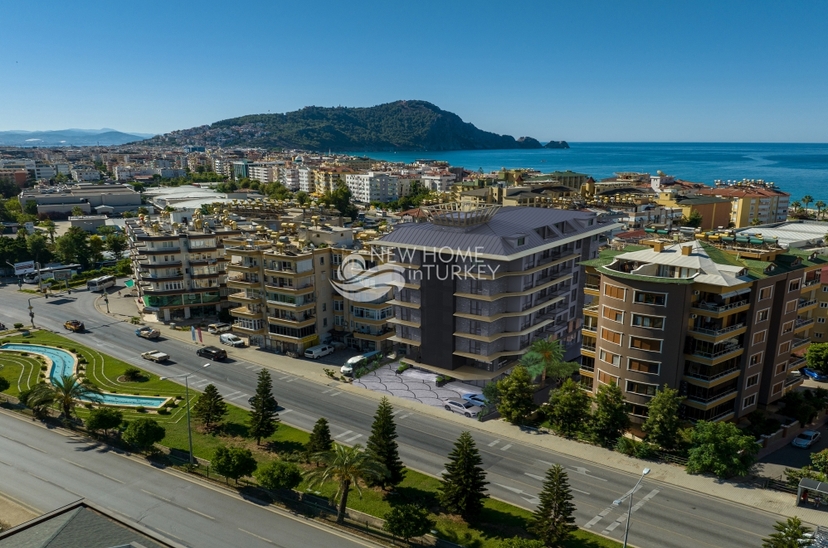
[
  {"xmin": 192, "ymin": 384, "xmax": 227, "ymax": 432},
  {"xmin": 438, "ymin": 431, "xmax": 488, "ymax": 522},
  {"xmin": 248, "ymin": 369, "xmax": 279, "ymax": 445},
  {"xmin": 529, "ymin": 464, "xmax": 577, "ymax": 547},
  {"xmin": 305, "ymin": 417, "xmax": 333, "ymax": 464},
  {"xmin": 366, "ymin": 397, "xmax": 405, "ymax": 488}
]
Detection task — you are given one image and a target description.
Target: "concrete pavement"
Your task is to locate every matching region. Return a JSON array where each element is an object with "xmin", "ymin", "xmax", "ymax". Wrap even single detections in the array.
[{"xmin": 96, "ymin": 286, "xmax": 828, "ymax": 528}]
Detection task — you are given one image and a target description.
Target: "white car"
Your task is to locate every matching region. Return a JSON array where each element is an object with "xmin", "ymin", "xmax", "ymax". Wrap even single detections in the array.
[
  {"xmin": 304, "ymin": 344, "xmax": 335, "ymax": 359},
  {"xmin": 141, "ymin": 350, "xmax": 169, "ymax": 363},
  {"xmin": 792, "ymin": 430, "xmax": 821, "ymax": 448},
  {"xmin": 219, "ymin": 333, "xmax": 245, "ymax": 347},
  {"xmin": 443, "ymin": 399, "xmax": 482, "ymax": 418}
]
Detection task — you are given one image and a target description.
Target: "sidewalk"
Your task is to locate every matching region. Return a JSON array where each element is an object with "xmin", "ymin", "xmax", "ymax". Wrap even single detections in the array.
[{"xmin": 94, "ymin": 291, "xmax": 828, "ymax": 526}]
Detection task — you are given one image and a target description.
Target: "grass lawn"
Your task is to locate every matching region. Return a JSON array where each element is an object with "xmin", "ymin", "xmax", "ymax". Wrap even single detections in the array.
[{"xmin": 0, "ymin": 330, "xmax": 619, "ymax": 548}]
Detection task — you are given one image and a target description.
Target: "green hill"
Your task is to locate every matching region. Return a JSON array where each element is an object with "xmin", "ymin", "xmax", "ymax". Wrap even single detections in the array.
[{"xmin": 142, "ymin": 100, "xmax": 545, "ymax": 151}]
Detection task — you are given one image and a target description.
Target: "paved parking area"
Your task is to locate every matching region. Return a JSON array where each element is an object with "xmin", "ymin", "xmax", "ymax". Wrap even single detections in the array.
[
  {"xmin": 354, "ymin": 363, "xmax": 483, "ymax": 410},
  {"xmin": 757, "ymin": 425, "xmax": 828, "ymax": 479}
]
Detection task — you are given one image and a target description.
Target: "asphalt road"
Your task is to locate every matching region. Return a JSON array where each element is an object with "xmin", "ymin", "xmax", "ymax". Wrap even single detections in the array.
[
  {"xmin": 0, "ymin": 410, "xmax": 378, "ymax": 548},
  {"xmin": 0, "ymin": 285, "xmax": 789, "ymax": 548}
]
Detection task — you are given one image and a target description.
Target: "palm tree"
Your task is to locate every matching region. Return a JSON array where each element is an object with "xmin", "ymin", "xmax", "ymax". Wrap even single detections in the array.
[
  {"xmin": 816, "ymin": 200, "xmax": 826, "ymax": 219},
  {"xmin": 49, "ymin": 374, "xmax": 103, "ymax": 419},
  {"xmin": 802, "ymin": 195, "xmax": 814, "ymax": 216},
  {"xmin": 304, "ymin": 444, "xmax": 387, "ymax": 523},
  {"xmin": 790, "ymin": 201, "xmax": 801, "ymax": 216},
  {"xmin": 23, "ymin": 383, "xmax": 56, "ymax": 419},
  {"xmin": 522, "ymin": 337, "xmax": 579, "ymax": 387},
  {"xmin": 41, "ymin": 219, "xmax": 56, "ymax": 244}
]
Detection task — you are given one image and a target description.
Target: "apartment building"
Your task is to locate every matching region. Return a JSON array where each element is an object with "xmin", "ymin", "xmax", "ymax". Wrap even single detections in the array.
[
  {"xmin": 580, "ymin": 236, "xmax": 825, "ymax": 425},
  {"xmin": 126, "ymin": 216, "xmax": 241, "ymax": 322},
  {"xmin": 696, "ymin": 182, "xmax": 790, "ymax": 228},
  {"xmin": 345, "ymin": 172, "xmax": 399, "ymax": 203},
  {"xmin": 223, "ymin": 225, "xmax": 394, "ymax": 353},
  {"xmin": 377, "ymin": 204, "xmax": 612, "ymax": 382},
  {"xmin": 248, "ymin": 162, "xmax": 280, "ymax": 184}
]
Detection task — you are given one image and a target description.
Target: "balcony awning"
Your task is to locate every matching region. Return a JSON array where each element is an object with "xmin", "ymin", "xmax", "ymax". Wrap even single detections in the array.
[{"xmin": 719, "ymin": 288, "xmax": 751, "ymax": 299}]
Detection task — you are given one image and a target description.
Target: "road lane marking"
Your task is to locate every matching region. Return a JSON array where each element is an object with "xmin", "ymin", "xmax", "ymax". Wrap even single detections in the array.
[
  {"xmin": 224, "ymin": 391, "xmax": 241, "ymax": 399},
  {"xmin": 228, "ymin": 393, "xmax": 248, "ymax": 401},
  {"xmin": 524, "ymin": 473, "xmax": 590, "ymax": 495},
  {"xmin": 488, "ymin": 439, "xmax": 501, "ymax": 447},
  {"xmin": 23, "ymin": 442, "xmax": 47, "ymax": 454},
  {"xmin": 329, "ymin": 391, "xmax": 342, "ymax": 397},
  {"xmin": 344, "ymin": 434, "xmax": 363, "ymax": 443},
  {"xmin": 322, "ymin": 388, "xmax": 337, "ymax": 394},
  {"xmin": 500, "ymin": 443, "xmax": 513, "ymax": 451},
  {"xmin": 334, "ymin": 430, "xmax": 353, "ymax": 439},
  {"xmin": 239, "ymin": 528, "xmax": 275, "ymax": 544},
  {"xmin": 391, "ymin": 409, "xmax": 403, "ymax": 415},
  {"xmin": 61, "ymin": 458, "xmax": 124, "ymax": 484},
  {"xmin": 398, "ymin": 412, "xmax": 412, "ymax": 419},
  {"xmin": 245, "ymin": 365, "xmax": 259, "ymax": 370},
  {"xmin": 568, "ymin": 465, "xmax": 608, "ymax": 481},
  {"xmin": 187, "ymin": 507, "xmax": 216, "ymax": 520},
  {"xmin": 279, "ymin": 375, "xmax": 291, "ymax": 380},
  {"xmin": 439, "ymin": 469, "xmax": 447, "ymax": 476},
  {"xmin": 285, "ymin": 377, "xmax": 298, "ymax": 383},
  {"xmin": 141, "ymin": 488, "xmax": 172, "ymax": 502},
  {"xmin": 279, "ymin": 409, "xmax": 293, "ymax": 414},
  {"xmin": 29, "ymin": 473, "xmax": 82, "ymax": 497}
]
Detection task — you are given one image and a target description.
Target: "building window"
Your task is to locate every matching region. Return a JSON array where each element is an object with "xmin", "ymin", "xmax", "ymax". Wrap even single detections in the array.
[
  {"xmin": 599, "ymin": 350, "xmax": 621, "ymax": 367},
  {"xmin": 745, "ymin": 373, "xmax": 760, "ymax": 388},
  {"xmin": 785, "ymin": 300, "xmax": 798, "ymax": 314},
  {"xmin": 781, "ymin": 321, "xmax": 794, "ymax": 335},
  {"xmin": 602, "ymin": 306, "xmax": 624, "ymax": 323},
  {"xmin": 322, "ymin": 318, "xmax": 327, "ymax": 327},
  {"xmin": 759, "ymin": 286, "xmax": 773, "ymax": 300},
  {"xmin": 752, "ymin": 330, "xmax": 767, "ymax": 345},
  {"xmin": 628, "ymin": 358, "xmax": 660, "ymax": 375},
  {"xmin": 779, "ymin": 341, "xmax": 791, "ymax": 354},
  {"xmin": 743, "ymin": 394, "xmax": 757, "ymax": 409},
  {"xmin": 517, "ymin": 237, "xmax": 525, "ymax": 246},
  {"xmin": 626, "ymin": 380, "xmax": 657, "ymax": 396},
  {"xmin": 631, "ymin": 314, "xmax": 665, "ymax": 329},
  {"xmin": 789, "ymin": 279, "xmax": 801, "ymax": 292},
  {"xmin": 822, "ymin": 286, "xmax": 828, "ymax": 292},
  {"xmin": 816, "ymin": 333, "xmax": 824, "ymax": 339},
  {"xmin": 601, "ymin": 328, "xmax": 622, "ymax": 345},
  {"xmin": 756, "ymin": 309, "xmax": 769, "ymax": 323},
  {"xmin": 603, "ymin": 284, "xmax": 626, "ymax": 301},
  {"xmin": 819, "ymin": 318, "xmax": 826, "ymax": 323},
  {"xmin": 633, "ymin": 291, "xmax": 667, "ymax": 306},
  {"xmin": 625, "ymin": 402, "xmax": 649, "ymax": 418},
  {"xmin": 772, "ymin": 382, "xmax": 783, "ymax": 396},
  {"xmin": 629, "ymin": 336, "xmax": 662, "ymax": 352},
  {"xmin": 597, "ymin": 369, "xmax": 619, "ymax": 385},
  {"xmin": 320, "ymin": 257, "xmax": 325, "ymax": 265},
  {"xmin": 749, "ymin": 352, "xmax": 764, "ymax": 366},
  {"xmin": 821, "ymin": 302, "xmax": 828, "ymax": 308},
  {"xmin": 776, "ymin": 362, "xmax": 787, "ymax": 375}
]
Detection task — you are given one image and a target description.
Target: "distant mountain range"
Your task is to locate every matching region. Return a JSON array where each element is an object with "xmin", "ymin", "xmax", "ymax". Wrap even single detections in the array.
[
  {"xmin": 0, "ymin": 129, "xmax": 156, "ymax": 147},
  {"xmin": 142, "ymin": 100, "xmax": 565, "ymax": 152}
]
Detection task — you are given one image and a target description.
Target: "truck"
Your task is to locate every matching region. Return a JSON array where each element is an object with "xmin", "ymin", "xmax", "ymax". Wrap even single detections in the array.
[
  {"xmin": 135, "ymin": 326, "xmax": 161, "ymax": 339},
  {"xmin": 141, "ymin": 350, "xmax": 169, "ymax": 363}
]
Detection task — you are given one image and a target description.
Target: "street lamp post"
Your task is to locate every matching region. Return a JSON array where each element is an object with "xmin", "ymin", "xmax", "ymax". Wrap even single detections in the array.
[
  {"xmin": 161, "ymin": 364, "xmax": 210, "ymax": 466},
  {"xmin": 613, "ymin": 467, "xmax": 650, "ymax": 548},
  {"xmin": 27, "ymin": 296, "xmax": 41, "ymax": 328},
  {"xmin": 103, "ymin": 292, "xmax": 110, "ymax": 313}
]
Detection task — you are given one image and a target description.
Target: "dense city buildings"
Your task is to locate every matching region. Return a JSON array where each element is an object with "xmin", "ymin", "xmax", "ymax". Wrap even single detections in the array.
[
  {"xmin": 580, "ymin": 234, "xmax": 825, "ymax": 425},
  {"xmin": 377, "ymin": 203, "xmax": 617, "ymax": 382}
]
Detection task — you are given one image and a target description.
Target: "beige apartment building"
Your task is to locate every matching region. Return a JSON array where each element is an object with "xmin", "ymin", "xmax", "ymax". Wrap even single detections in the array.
[
  {"xmin": 581, "ymin": 235, "xmax": 825, "ymax": 425},
  {"xmin": 223, "ymin": 225, "xmax": 394, "ymax": 354}
]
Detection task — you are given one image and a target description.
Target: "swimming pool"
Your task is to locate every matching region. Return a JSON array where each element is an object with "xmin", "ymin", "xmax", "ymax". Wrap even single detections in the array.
[{"xmin": 0, "ymin": 343, "xmax": 169, "ymax": 409}]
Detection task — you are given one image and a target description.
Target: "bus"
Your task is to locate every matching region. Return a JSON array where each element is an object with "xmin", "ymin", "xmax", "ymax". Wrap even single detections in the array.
[{"xmin": 87, "ymin": 275, "xmax": 116, "ymax": 292}]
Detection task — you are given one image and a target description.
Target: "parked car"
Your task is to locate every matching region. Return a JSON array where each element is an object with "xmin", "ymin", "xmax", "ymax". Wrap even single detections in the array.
[
  {"xmin": 340, "ymin": 350, "xmax": 382, "ymax": 375},
  {"xmin": 462, "ymin": 393, "xmax": 488, "ymax": 407},
  {"xmin": 135, "ymin": 326, "xmax": 160, "ymax": 339},
  {"xmin": 305, "ymin": 344, "xmax": 335, "ymax": 360},
  {"xmin": 64, "ymin": 320, "xmax": 84, "ymax": 332},
  {"xmin": 207, "ymin": 322, "xmax": 232, "ymax": 334},
  {"xmin": 802, "ymin": 368, "xmax": 828, "ymax": 382},
  {"xmin": 443, "ymin": 399, "xmax": 482, "ymax": 418},
  {"xmin": 792, "ymin": 430, "xmax": 822, "ymax": 449},
  {"xmin": 141, "ymin": 350, "xmax": 169, "ymax": 363},
  {"xmin": 219, "ymin": 333, "xmax": 245, "ymax": 347},
  {"xmin": 197, "ymin": 346, "xmax": 227, "ymax": 360}
]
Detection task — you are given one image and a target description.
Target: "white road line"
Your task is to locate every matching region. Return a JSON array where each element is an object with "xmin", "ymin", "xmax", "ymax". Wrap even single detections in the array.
[
  {"xmin": 391, "ymin": 409, "xmax": 403, "ymax": 415},
  {"xmin": 279, "ymin": 375, "xmax": 291, "ymax": 380},
  {"xmin": 398, "ymin": 412, "xmax": 412, "ymax": 419},
  {"xmin": 245, "ymin": 365, "xmax": 259, "ymax": 370},
  {"xmin": 344, "ymin": 434, "xmax": 363, "ymax": 443},
  {"xmin": 439, "ymin": 469, "xmax": 447, "ymax": 476},
  {"xmin": 141, "ymin": 489, "xmax": 172, "ymax": 502},
  {"xmin": 334, "ymin": 430, "xmax": 353, "ymax": 439},
  {"xmin": 224, "ymin": 391, "xmax": 241, "ymax": 399},
  {"xmin": 187, "ymin": 507, "xmax": 216, "ymax": 520},
  {"xmin": 279, "ymin": 409, "xmax": 293, "ymax": 414},
  {"xmin": 285, "ymin": 377, "xmax": 298, "ymax": 383},
  {"xmin": 239, "ymin": 528, "xmax": 274, "ymax": 544},
  {"xmin": 228, "ymin": 393, "xmax": 248, "ymax": 401},
  {"xmin": 329, "ymin": 391, "xmax": 342, "ymax": 397},
  {"xmin": 525, "ymin": 472, "xmax": 589, "ymax": 495},
  {"xmin": 62, "ymin": 458, "xmax": 124, "ymax": 484},
  {"xmin": 488, "ymin": 439, "xmax": 501, "ymax": 447},
  {"xmin": 602, "ymin": 521, "xmax": 621, "ymax": 534},
  {"xmin": 500, "ymin": 443, "xmax": 513, "ymax": 451},
  {"xmin": 584, "ymin": 508, "xmax": 613, "ymax": 529},
  {"xmin": 191, "ymin": 379, "xmax": 210, "ymax": 387},
  {"xmin": 322, "ymin": 388, "xmax": 337, "ymax": 394}
]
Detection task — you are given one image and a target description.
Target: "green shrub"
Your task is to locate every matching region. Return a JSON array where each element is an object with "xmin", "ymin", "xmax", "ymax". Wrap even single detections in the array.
[
  {"xmin": 13, "ymin": 323, "xmax": 24, "ymax": 329},
  {"xmin": 157, "ymin": 408, "xmax": 170, "ymax": 415},
  {"xmin": 396, "ymin": 363, "xmax": 410, "ymax": 374},
  {"xmin": 635, "ymin": 442, "xmax": 658, "ymax": 460},
  {"xmin": 124, "ymin": 367, "xmax": 143, "ymax": 382},
  {"xmin": 40, "ymin": 365, "xmax": 47, "ymax": 371},
  {"xmin": 615, "ymin": 436, "xmax": 638, "ymax": 456},
  {"xmin": 136, "ymin": 406, "xmax": 146, "ymax": 413}
]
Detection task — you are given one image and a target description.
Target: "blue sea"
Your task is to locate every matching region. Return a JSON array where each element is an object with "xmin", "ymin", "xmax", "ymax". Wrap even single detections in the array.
[{"xmin": 348, "ymin": 143, "xmax": 828, "ymax": 202}]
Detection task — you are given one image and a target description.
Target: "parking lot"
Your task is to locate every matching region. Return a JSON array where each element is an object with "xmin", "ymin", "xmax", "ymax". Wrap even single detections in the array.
[{"xmin": 757, "ymin": 425, "xmax": 828, "ymax": 479}]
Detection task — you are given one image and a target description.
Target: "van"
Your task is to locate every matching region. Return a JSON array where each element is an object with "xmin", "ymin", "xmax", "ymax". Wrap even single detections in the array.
[
  {"xmin": 340, "ymin": 350, "xmax": 382, "ymax": 376},
  {"xmin": 219, "ymin": 333, "xmax": 245, "ymax": 347},
  {"xmin": 304, "ymin": 344, "xmax": 335, "ymax": 360},
  {"xmin": 207, "ymin": 323, "xmax": 232, "ymax": 334}
]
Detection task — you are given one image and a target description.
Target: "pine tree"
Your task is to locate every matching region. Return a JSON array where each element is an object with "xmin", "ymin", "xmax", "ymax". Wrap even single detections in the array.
[
  {"xmin": 439, "ymin": 431, "xmax": 488, "ymax": 522},
  {"xmin": 547, "ymin": 378, "xmax": 591, "ymax": 438},
  {"xmin": 591, "ymin": 382, "xmax": 630, "ymax": 446},
  {"xmin": 642, "ymin": 385, "xmax": 683, "ymax": 450},
  {"xmin": 192, "ymin": 384, "xmax": 228, "ymax": 432},
  {"xmin": 306, "ymin": 417, "xmax": 333, "ymax": 464},
  {"xmin": 762, "ymin": 516, "xmax": 811, "ymax": 548},
  {"xmin": 366, "ymin": 397, "xmax": 405, "ymax": 489},
  {"xmin": 529, "ymin": 464, "xmax": 577, "ymax": 547},
  {"xmin": 248, "ymin": 369, "xmax": 279, "ymax": 445}
]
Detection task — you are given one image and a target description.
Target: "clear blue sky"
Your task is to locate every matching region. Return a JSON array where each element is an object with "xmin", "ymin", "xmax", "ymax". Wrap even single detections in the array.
[{"xmin": 1, "ymin": 0, "xmax": 826, "ymax": 142}]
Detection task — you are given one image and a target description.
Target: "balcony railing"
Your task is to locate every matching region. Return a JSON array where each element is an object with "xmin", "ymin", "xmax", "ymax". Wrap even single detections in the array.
[
  {"xmin": 792, "ymin": 337, "xmax": 811, "ymax": 349},
  {"xmin": 688, "ymin": 345, "xmax": 743, "ymax": 360},
  {"xmin": 803, "ymin": 278, "xmax": 821, "ymax": 287},
  {"xmin": 684, "ymin": 367, "xmax": 739, "ymax": 382},
  {"xmin": 788, "ymin": 356, "xmax": 807, "ymax": 369},
  {"xmin": 692, "ymin": 300, "xmax": 749, "ymax": 313},
  {"xmin": 584, "ymin": 283, "xmax": 600, "ymax": 291},
  {"xmin": 686, "ymin": 387, "xmax": 737, "ymax": 404},
  {"xmin": 583, "ymin": 325, "xmax": 597, "ymax": 333},
  {"xmin": 785, "ymin": 374, "xmax": 804, "ymax": 387},
  {"xmin": 580, "ymin": 363, "xmax": 594, "ymax": 372},
  {"xmin": 799, "ymin": 298, "xmax": 818, "ymax": 308},
  {"xmin": 582, "ymin": 343, "xmax": 596, "ymax": 352},
  {"xmin": 795, "ymin": 318, "xmax": 815, "ymax": 329},
  {"xmin": 689, "ymin": 323, "xmax": 745, "ymax": 337}
]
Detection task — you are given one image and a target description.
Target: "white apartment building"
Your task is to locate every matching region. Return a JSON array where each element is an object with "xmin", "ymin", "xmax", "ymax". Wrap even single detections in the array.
[
  {"xmin": 421, "ymin": 172, "xmax": 456, "ymax": 192},
  {"xmin": 248, "ymin": 162, "xmax": 280, "ymax": 184},
  {"xmin": 345, "ymin": 172, "xmax": 399, "ymax": 203},
  {"xmin": 71, "ymin": 167, "xmax": 101, "ymax": 181},
  {"xmin": 299, "ymin": 167, "xmax": 315, "ymax": 193},
  {"xmin": 279, "ymin": 167, "xmax": 300, "ymax": 190}
]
